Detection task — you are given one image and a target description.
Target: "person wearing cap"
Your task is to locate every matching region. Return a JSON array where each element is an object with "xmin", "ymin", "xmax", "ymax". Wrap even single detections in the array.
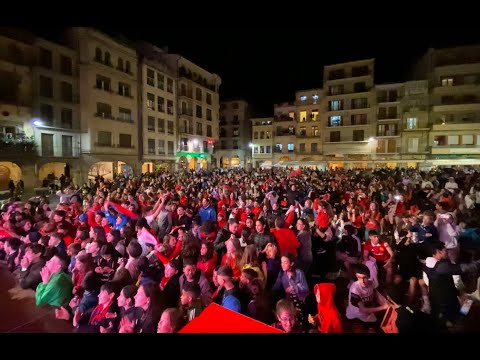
[{"xmin": 217, "ymin": 265, "xmax": 241, "ymax": 313}]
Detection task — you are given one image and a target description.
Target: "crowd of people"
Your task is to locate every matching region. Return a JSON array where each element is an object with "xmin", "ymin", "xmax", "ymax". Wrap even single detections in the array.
[{"xmin": 1, "ymin": 166, "xmax": 480, "ymax": 333}]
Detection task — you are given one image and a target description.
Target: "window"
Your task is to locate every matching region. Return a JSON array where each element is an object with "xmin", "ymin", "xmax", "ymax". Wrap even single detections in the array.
[
  {"xmin": 354, "ymin": 82, "xmax": 367, "ymax": 92},
  {"xmin": 96, "ymin": 75, "xmax": 111, "ymax": 91},
  {"xmin": 95, "ymin": 48, "xmax": 102, "ymax": 62},
  {"xmin": 276, "ymin": 144, "xmax": 282, "ymax": 153},
  {"xmin": 196, "ymin": 105, "xmax": 202, "ymax": 118},
  {"xmin": 299, "ymin": 143, "xmax": 306, "ymax": 153},
  {"xmin": 41, "ymin": 133, "xmax": 54, "ymax": 156},
  {"xmin": 220, "ymin": 141, "xmax": 225, "ymax": 149},
  {"xmin": 119, "ymin": 83, "xmax": 130, "ymax": 97},
  {"xmin": 299, "ymin": 111, "xmax": 307, "ymax": 122},
  {"xmin": 167, "ymin": 121, "xmax": 174, "ymax": 134},
  {"xmin": 233, "ymin": 140, "xmax": 239, "ymax": 149},
  {"xmin": 254, "ymin": 132, "xmax": 258, "ymax": 139},
  {"xmin": 441, "ymin": 96, "xmax": 455, "ymax": 105},
  {"xmin": 329, "ymin": 115, "xmax": 342, "ymax": 127},
  {"xmin": 260, "ymin": 131, "xmax": 265, "ymax": 139},
  {"xmin": 97, "ymin": 131, "xmax": 111, "ymax": 146},
  {"xmin": 329, "ymin": 100, "xmax": 343, "ymax": 111},
  {"xmin": 406, "ymin": 117, "xmax": 417, "ymax": 130},
  {"xmin": 62, "ymin": 135, "xmax": 73, "ymax": 157},
  {"xmin": 117, "ymin": 58, "xmax": 123, "ymax": 71},
  {"xmin": 207, "ymin": 125, "xmax": 212, "ymax": 137},
  {"xmin": 441, "ymin": 77, "xmax": 454, "ymax": 87},
  {"xmin": 260, "ymin": 146, "xmax": 265, "ymax": 153},
  {"xmin": 61, "ymin": 81, "xmax": 73, "ymax": 102},
  {"xmin": 352, "ymin": 65, "xmax": 368, "ymax": 77},
  {"xmin": 40, "ymin": 104, "xmax": 54, "ymax": 126},
  {"xmin": 7, "ymin": 43, "xmax": 22, "ymax": 64},
  {"xmin": 147, "ymin": 93, "xmax": 155, "ymax": 110},
  {"xmin": 60, "ymin": 55, "xmax": 72, "ymax": 75},
  {"xmin": 96, "ymin": 102, "xmax": 112, "ymax": 118},
  {"xmin": 233, "ymin": 115, "xmax": 239, "ymax": 123},
  {"xmin": 158, "ymin": 140, "xmax": 165, "ymax": 154},
  {"xmin": 167, "ymin": 100, "xmax": 174, "ymax": 115},
  {"xmin": 287, "ymin": 143, "xmax": 294, "ymax": 152},
  {"xmin": 330, "ymin": 131, "xmax": 340, "ymax": 142},
  {"xmin": 158, "ymin": 118, "xmax": 165, "ymax": 132},
  {"xmin": 168, "ymin": 141, "xmax": 174, "ymax": 155},
  {"xmin": 448, "ymin": 135, "xmax": 459, "ymax": 145},
  {"xmin": 119, "ymin": 108, "xmax": 132, "ymax": 122},
  {"xmin": 147, "ymin": 69, "xmax": 155, "ymax": 86},
  {"xmin": 312, "ymin": 126, "xmax": 319, "ymax": 136},
  {"xmin": 254, "ymin": 146, "xmax": 258, "ymax": 154},
  {"xmin": 157, "ymin": 96, "xmax": 164, "ymax": 112},
  {"xmin": 119, "ymin": 133, "xmax": 131, "ymax": 148},
  {"xmin": 312, "ymin": 95, "xmax": 319, "ymax": 104},
  {"xmin": 148, "ymin": 117, "xmax": 155, "ymax": 131},
  {"xmin": 266, "ymin": 131, "xmax": 271, "ymax": 139},
  {"xmin": 433, "ymin": 136, "xmax": 447, "ymax": 146},
  {"xmin": 39, "ymin": 47, "xmax": 52, "ymax": 69},
  {"xmin": 61, "ymin": 108, "xmax": 73, "ymax": 129},
  {"xmin": 329, "ymin": 85, "xmax": 344, "ymax": 95},
  {"xmin": 233, "ymin": 128, "xmax": 239, "ymax": 137},
  {"xmin": 353, "ymin": 130, "xmax": 364, "ymax": 141},
  {"xmin": 167, "ymin": 78, "xmax": 173, "ymax": 93},
  {"xmin": 206, "ymin": 93, "xmax": 212, "ymax": 105},
  {"xmin": 311, "ymin": 143, "xmax": 318, "ymax": 153},
  {"xmin": 300, "ymin": 96, "xmax": 307, "ymax": 101},
  {"xmin": 39, "ymin": 76, "xmax": 53, "ymax": 98},
  {"xmin": 148, "ymin": 139, "xmax": 156, "ymax": 154},
  {"xmin": 378, "ymin": 107, "xmax": 387, "ymax": 119},
  {"xmin": 125, "ymin": 61, "xmax": 131, "ymax": 74},
  {"xmin": 407, "ymin": 138, "xmax": 419, "ymax": 153},
  {"xmin": 329, "ymin": 69, "xmax": 345, "ymax": 80},
  {"xmin": 299, "ymin": 127, "xmax": 306, "ymax": 136},
  {"xmin": 462, "ymin": 135, "xmax": 474, "ymax": 145},
  {"xmin": 378, "ymin": 124, "xmax": 397, "ymax": 137},
  {"xmin": 288, "ymin": 111, "xmax": 295, "ymax": 120},
  {"xmin": 377, "ymin": 140, "xmax": 396, "ymax": 153},
  {"xmin": 157, "ymin": 73, "xmax": 164, "ymax": 90},
  {"xmin": 351, "ymin": 98, "xmax": 368, "ymax": 109},
  {"xmin": 311, "ymin": 110, "xmax": 319, "ymax": 121},
  {"xmin": 266, "ymin": 145, "xmax": 271, "ymax": 153},
  {"xmin": 388, "ymin": 90, "xmax": 398, "ymax": 102},
  {"xmin": 196, "ymin": 123, "xmax": 203, "ymax": 135},
  {"xmin": 288, "ymin": 126, "xmax": 295, "ymax": 134},
  {"xmin": 206, "ymin": 109, "xmax": 212, "ymax": 121},
  {"xmin": 387, "ymin": 107, "xmax": 397, "ymax": 119},
  {"xmin": 351, "ymin": 114, "xmax": 367, "ymax": 125},
  {"xmin": 196, "ymin": 88, "xmax": 202, "ymax": 101},
  {"xmin": 104, "ymin": 52, "xmax": 111, "ymax": 66}
]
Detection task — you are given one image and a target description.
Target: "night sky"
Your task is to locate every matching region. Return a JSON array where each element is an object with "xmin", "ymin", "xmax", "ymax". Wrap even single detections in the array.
[{"xmin": 29, "ymin": 27, "xmax": 480, "ymax": 116}]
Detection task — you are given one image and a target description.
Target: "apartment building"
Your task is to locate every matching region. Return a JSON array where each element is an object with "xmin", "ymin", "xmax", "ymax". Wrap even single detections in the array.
[
  {"xmin": 137, "ymin": 42, "xmax": 177, "ymax": 173},
  {"xmin": 374, "ymin": 83, "xmax": 403, "ymax": 168},
  {"xmin": 218, "ymin": 100, "xmax": 251, "ymax": 169},
  {"xmin": 414, "ymin": 45, "xmax": 480, "ymax": 168},
  {"xmin": 165, "ymin": 55, "xmax": 221, "ymax": 170},
  {"xmin": 0, "ymin": 29, "xmax": 36, "ymax": 190},
  {"xmin": 294, "ymin": 89, "xmax": 324, "ymax": 167},
  {"xmin": 251, "ymin": 117, "xmax": 274, "ymax": 168},
  {"xmin": 322, "ymin": 59, "xmax": 376, "ymax": 169},
  {"xmin": 67, "ymin": 27, "xmax": 139, "ymax": 182},
  {"xmin": 272, "ymin": 103, "xmax": 296, "ymax": 165},
  {"xmin": 400, "ymin": 80, "xmax": 430, "ymax": 169},
  {"xmin": 32, "ymin": 37, "xmax": 82, "ymax": 183}
]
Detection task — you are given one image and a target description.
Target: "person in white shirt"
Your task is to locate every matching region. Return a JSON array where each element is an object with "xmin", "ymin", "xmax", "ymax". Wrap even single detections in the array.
[{"xmin": 444, "ymin": 177, "xmax": 458, "ymax": 193}]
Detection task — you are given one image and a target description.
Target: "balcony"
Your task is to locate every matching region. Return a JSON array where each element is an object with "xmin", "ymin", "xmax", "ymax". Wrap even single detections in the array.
[
  {"xmin": 40, "ymin": 145, "xmax": 81, "ymax": 158},
  {"xmin": 179, "ymin": 126, "xmax": 194, "ymax": 135},
  {"xmin": 432, "ymin": 97, "xmax": 480, "ymax": 112},
  {"xmin": 179, "ymin": 91, "xmax": 193, "ymax": 99},
  {"xmin": 431, "ymin": 122, "xmax": 480, "ymax": 131},
  {"xmin": 179, "ymin": 66, "xmax": 217, "ymax": 92},
  {"xmin": 179, "ymin": 109, "xmax": 193, "ymax": 117},
  {"xmin": 431, "ymin": 144, "xmax": 480, "ymax": 155},
  {"xmin": 377, "ymin": 131, "xmax": 399, "ymax": 137},
  {"xmin": 0, "ymin": 136, "xmax": 36, "ymax": 158},
  {"xmin": 377, "ymin": 96, "xmax": 399, "ymax": 103},
  {"xmin": 274, "ymin": 115, "xmax": 294, "ymax": 122},
  {"xmin": 276, "ymin": 129, "xmax": 295, "ymax": 136}
]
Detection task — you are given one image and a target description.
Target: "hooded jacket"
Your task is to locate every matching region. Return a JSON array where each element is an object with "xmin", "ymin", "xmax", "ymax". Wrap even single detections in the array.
[{"xmin": 313, "ymin": 283, "xmax": 343, "ymax": 333}]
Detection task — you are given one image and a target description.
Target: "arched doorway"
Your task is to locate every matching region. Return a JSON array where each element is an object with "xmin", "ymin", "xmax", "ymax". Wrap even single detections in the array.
[
  {"xmin": 89, "ymin": 162, "xmax": 113, "ymax": 181},
  {"xmin": 118, "ymin": 161, "xmax": 133, "ymax": 178},
  {"xmin": 38, "ymin": 162, "xmax": 69, "ymax": 184},
  {"xmin": 230, "ymin": 156, "xmax": 240, "ymax": 167},
  {"xmin": 0, "ymin": 162, "xmax": 22, "ymax": 190},
  {"xmin": 178, "ymin": 156, "xmax": 188, "ymax": 170},
  {"xmin": 279, "ymin": 156, "xmax": 290, "ymax": 162}
]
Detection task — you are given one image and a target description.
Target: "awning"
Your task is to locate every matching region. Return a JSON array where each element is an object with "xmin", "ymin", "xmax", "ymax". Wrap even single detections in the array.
[{"xmin": 179, "ymin": 303, "xmax": 283, "ymax": 333}]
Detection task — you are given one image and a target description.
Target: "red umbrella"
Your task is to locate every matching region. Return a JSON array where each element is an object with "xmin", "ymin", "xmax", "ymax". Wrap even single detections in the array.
[{"xmin": 179, "ymin": 303, "xmax": 283, "ymax": 333}]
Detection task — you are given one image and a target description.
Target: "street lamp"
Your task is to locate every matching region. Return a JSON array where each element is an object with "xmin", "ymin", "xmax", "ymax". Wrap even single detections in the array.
[
  {"xmin": 33, "ymin": 118, "xmax": 43, "ymax": 127},
  {"xmin": 249, "ymin": 143, "xmax": 253, "ymax": 148}
]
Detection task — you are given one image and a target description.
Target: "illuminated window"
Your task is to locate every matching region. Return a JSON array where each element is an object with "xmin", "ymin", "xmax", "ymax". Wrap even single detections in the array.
[
  {"xmin": 406, "ymin": 117, "xmax": 417, "ymax": 129},
  {"xmin": 312, "ymin": 95, "xmax": 319, "ymax": 104},
  {"xmin": 300, "ymin": 95, "xmax": 307, "ymax": 101}
]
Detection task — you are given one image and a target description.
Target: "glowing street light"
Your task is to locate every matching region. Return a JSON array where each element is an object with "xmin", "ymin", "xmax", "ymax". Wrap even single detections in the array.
[
  {"xmin": 368, "ymin": 137, "xmax": 376, "ymax": 142},
  {"xmin": 193, "ymin": 139, "xmax": 199, "ymax": 146},
  {"xmin": 33, "ymin": 118, "xmax": 43, "ymax": 126},
  {"xmin": 249, "ymin": 143, "xmax": 253, "ymax": 148}
]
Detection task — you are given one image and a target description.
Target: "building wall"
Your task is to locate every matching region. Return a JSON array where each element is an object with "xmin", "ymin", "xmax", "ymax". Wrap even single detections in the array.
[{"xmin": 251, "ymin": 117, "xmax": 274, "ymax": 167}]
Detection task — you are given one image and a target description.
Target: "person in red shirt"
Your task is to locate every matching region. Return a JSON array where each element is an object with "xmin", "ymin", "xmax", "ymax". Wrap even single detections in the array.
[
  {"xmin": 271, "ymin": 217, "xmax": 300, "ymax": 257},
  {"xmin": 363, "ymin": 230, "xmax": 394, "ymax": 284}
]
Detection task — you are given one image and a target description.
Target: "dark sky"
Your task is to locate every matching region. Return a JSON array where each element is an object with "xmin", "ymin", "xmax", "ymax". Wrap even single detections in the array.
[{"xmin": 30, "ymin": 27, "xmax": 480, "ymax": 116}]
